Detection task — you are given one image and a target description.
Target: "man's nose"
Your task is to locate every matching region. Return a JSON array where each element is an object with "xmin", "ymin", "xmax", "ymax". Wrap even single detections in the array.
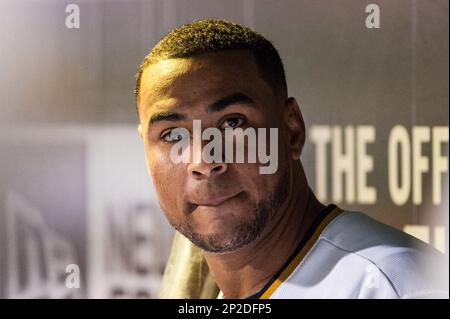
[{"xmin": 187, "ymin": 161, "xmax": 228, "ymax": 179}]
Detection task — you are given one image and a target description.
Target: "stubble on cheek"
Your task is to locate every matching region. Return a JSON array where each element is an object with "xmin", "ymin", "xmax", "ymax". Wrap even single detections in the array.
[{"xmin": 148, "ymin": 150, "xmax": 185, "ymax": 219}]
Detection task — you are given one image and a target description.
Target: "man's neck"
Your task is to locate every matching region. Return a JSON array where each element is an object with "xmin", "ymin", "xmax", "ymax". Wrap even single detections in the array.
[{"xmin": 203, "ymin": 178, "xmax": 326, "ymax": 299}]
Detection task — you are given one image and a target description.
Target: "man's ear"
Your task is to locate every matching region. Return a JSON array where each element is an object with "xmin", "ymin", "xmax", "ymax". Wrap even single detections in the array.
[
  {"xmin": 283, "ymin": 97, "xmax": 306, "ymax": 160},
  {"xmin": 138, "ymin": 124, "xmax": 143, "ymax": 139}
]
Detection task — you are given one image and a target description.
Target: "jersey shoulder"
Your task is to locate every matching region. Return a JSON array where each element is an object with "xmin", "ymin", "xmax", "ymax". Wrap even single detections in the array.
[{"xmin": 318, "ymin": 211, "xmax": 449, "ymax": 298}]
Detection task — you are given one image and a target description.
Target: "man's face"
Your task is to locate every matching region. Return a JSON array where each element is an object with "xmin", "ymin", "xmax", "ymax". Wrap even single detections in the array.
[{"xmin": 138, "ymin": 50, "xmax": 295, "ymax": 253}]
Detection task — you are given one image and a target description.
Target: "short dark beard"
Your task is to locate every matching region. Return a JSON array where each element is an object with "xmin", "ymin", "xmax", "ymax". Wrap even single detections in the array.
[{"xmin": 173, "ymin": 171, "xmax": 290, "ymax": 253}]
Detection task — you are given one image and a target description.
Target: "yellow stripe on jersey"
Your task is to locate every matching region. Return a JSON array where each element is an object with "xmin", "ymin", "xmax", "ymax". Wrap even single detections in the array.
[{"xmin": 260, "ymin": 206, "xmax": 343, "ymax": 299}]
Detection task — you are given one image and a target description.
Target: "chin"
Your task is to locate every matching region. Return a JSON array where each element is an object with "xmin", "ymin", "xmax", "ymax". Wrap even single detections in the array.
[{"xmin": 192, "ymin": 205, "xmax": 255, "ymax": 231}]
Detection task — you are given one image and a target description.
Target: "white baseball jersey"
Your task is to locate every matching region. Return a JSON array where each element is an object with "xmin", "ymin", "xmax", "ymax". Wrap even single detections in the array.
[{"xmin": 247, "ymin": 205, "xmax": 449, "ymax": 299}]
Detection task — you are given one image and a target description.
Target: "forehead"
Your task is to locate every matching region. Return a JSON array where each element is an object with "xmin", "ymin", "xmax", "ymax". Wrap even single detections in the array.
[{"xmin": 138, "ymin": 50, "xmax": 274, "ymax": 114}]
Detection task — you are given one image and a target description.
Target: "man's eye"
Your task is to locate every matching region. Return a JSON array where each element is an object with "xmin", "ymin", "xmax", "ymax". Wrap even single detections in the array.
[
  {"xmin": 221, "ymin": 117, "xmax": 245, "ymax": 129},
  {"xmin": 162, "ymin": 129, "xmax": 185, "ymax": 142}
]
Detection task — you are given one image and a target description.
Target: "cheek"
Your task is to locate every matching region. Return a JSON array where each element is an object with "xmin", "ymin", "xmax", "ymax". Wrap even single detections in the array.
[
  {"xmin": 233, "ymin": 164, "xmax": 271, "ymax": 197},
  {"xmin": 236, "ymin": 159, "xmax": 288, "ymax": 199},
  {"xmin": 146, "ymin": 148, "xmax": 185, "ymax": 207}
]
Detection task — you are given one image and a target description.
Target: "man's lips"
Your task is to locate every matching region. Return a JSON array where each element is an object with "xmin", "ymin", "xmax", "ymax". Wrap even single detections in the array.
[{"xmin": 192, "ymin": 192, "xmax": 241, "ymax": 207}]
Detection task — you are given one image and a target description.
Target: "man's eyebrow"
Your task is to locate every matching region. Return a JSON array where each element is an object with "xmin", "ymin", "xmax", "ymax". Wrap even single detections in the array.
[
  {"xmin": 148, "ymin": 111, "xmax": 186, "ymax": 126},
  {"xmin": 147, "ymin": 93, "xmax": 254, "ymax": 126},
  {"xmin": 208, "ymin": 93, "xmax": 256, "ymax": 112}
]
